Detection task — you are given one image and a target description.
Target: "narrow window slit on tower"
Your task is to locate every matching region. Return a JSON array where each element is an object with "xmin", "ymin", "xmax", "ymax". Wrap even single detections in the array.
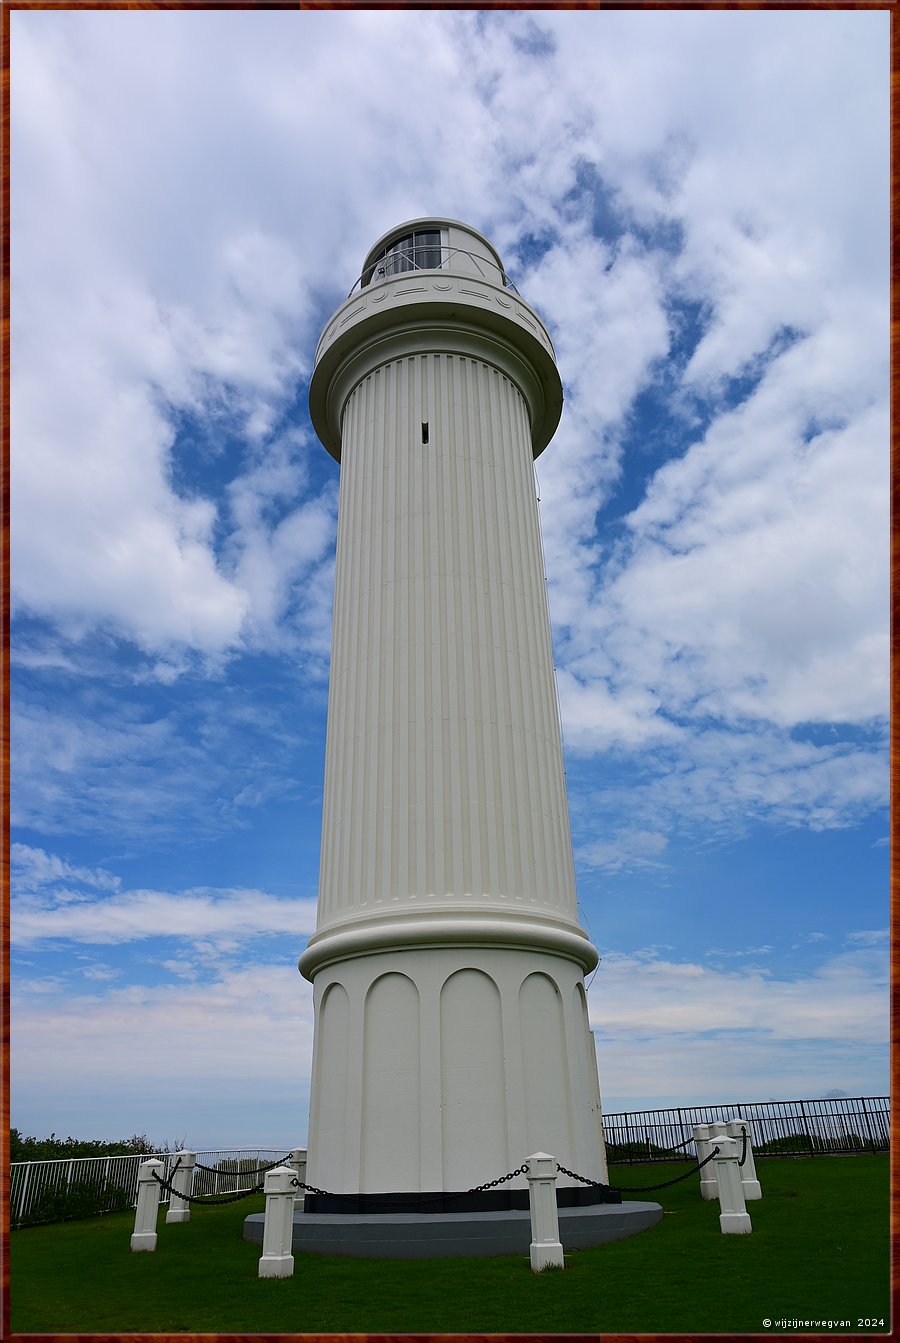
[{"xmin": 421, "ymin": 421, "xmax": 429, "ymax": 444}]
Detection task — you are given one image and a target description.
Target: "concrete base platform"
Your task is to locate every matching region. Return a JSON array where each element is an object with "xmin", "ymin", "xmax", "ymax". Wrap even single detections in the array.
[{"xmin": 243, "ymin": 1200, "xmax": 663, "ymax": 1259}]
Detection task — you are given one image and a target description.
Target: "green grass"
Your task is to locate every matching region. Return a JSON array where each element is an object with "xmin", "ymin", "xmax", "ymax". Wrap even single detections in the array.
[{"xmin": 10, "ymin": 1156, "xmax": 890, "ymax": 1335}]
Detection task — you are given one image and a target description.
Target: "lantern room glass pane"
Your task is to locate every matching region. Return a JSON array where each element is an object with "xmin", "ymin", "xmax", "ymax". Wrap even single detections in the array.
[
  {"xmin": 367, "ymin": 230, "xmax": 443, "ymax": 284},
  {"xmin": 414, "ymin": 231, "xmax": 441, "ymax": 271}
]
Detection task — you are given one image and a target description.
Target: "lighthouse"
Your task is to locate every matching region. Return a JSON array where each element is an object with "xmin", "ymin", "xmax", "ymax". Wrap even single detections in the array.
[{"xmin": 302, "ymin": 219, "xmax": 609, "ymax": 1206}]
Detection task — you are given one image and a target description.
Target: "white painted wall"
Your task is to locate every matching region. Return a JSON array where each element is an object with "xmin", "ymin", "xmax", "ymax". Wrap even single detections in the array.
[
  {"xmin": 304, "ymin": 219, "xmax": 607, "ymax": 1196},
  {"xmin": 305, "ymin": 946, "xmax": 608, "ymax": 1194}
]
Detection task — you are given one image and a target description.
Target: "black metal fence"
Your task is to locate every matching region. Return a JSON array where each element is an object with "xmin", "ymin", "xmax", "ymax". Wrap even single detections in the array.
[{"xmin": 603, "ymin": 1096, "xmax": 889, "ymax": 1164}]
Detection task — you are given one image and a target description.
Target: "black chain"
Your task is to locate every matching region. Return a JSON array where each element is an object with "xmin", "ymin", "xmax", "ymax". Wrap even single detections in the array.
[
  {"xmin": 467, "ymin": 1162, "xmax": 530, "ymax": 1194},
  {"xmin": 664, "ymin": 1133, "xmax": 697, "ymax": 1152},
  {"xmin": 638, "ymin": 1125, "xmax": 749, "ymax": 1166},
  {"xmin": 150, "ymin": 1168, "xmax": 265, "ymax": 1206},
  {"xmin": 613, "ymin": 1148, "xmax": 721, "ymax": 1193},
  {"xmin": 191, "ymin": 1153, "xmax": 292, "ymax": 1177},
  {"xmin": 150, "ymin": 1136, "xmax": 750, "ymax": 1214},
  {"xmin": 561, "ymin": 1147, "xmax": 721, "ymax": 1195},
  {"xmin": 555, "ymin": 1162, "xmax": 615, "ymax": 1192}
]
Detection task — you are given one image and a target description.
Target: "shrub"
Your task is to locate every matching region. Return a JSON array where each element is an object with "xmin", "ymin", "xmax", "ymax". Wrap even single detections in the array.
[
  {"xmin": 19, "ymin": 1177, "xmax": 134, "ymax": 1227},
  {"xmin": 755, "ymin": 1130, "xmax": 881, "ymax": 1156},
  {"xmin": 606, "ymin": 1141, "xmax": 693, "ymax": 1164},
  {"xmin": 10, "ymin": 1129, "xmax": 159, "ymax": 1163}
]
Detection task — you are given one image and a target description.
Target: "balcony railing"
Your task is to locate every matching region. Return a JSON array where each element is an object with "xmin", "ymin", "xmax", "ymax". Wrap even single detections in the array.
[{"xmin": 348, "ymin": 246, "xmax": 521, "ymax": 299}]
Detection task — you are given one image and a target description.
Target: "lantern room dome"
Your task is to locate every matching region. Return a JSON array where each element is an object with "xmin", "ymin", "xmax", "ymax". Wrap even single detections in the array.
[{"xmin": 359, "ymin": 217, "xmax": 509, "ymax": 291}]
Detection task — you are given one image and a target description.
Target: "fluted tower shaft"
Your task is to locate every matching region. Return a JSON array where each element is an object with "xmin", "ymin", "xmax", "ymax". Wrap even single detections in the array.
[{"xmin": 319, "ymin": 351, "xmax": 578, "ymax": 926}]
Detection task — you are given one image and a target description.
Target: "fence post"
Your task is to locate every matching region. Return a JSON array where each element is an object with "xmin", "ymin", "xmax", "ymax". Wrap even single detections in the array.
[
  {"xmin": 287, "ymin": 1148, "xmax": 307, "ymax": 1209},
  {"xmin": 526, "ymin": 1152, "xmax": 565, "ymax": 1272},
  {"xmin": 725, "ymin": 1119, "xmax": 761, "ymax": 1200},
  {"xmin": 130, "ymin": 1159, "xmax": 165, "ymax": 1252},
  {"xmin": 799, "ymin": 1099, "xmax": 812, "ymax": 1153},
  {"xmin": 712, "ymin": 1136, "xmax": 752, "ymax": 1235},
  {"xmin": 258, "ymin": 1165, "xmax": 296, "ymax": 1279},
  {"xmin": 17, "ymin": 1163, "xmax": 32, "ymax": 1225},
  {"xmin": 859, "ymin": 1097, "xmax": 879, "ymax": 1154},
  {"xmin": 165, "ymin": 1150, "xmax": 197, "ymax": 1224},
  {"xmin": 693, "ymin": 1124, "xmax": 718, "ymax": 1200}
]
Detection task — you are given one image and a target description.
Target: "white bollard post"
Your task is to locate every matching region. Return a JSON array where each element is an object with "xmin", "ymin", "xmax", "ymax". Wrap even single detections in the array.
[
  {"xmin": 526, "ymin": 1152, "xmax": 565, "ymax": 1272},
  {"xmin": 165, "ymin": 1150, "xmax": 197, "ymax": 1224},
  {"xmin": 287, "ymin": 1148, "xmax": 307, "ymax": 1210},
  {"xmin": 712, "ymin": 1135, "xmax": 752, "ymax": 1234},
  {"xmin": 693, "ymin": 1124, "xmax": 718, "ymax": 1200},
  {"xmin": 726, "ymin": 1118, "xmax": 762, "ymax": 1200},
  {"xmin": 258, "ymin": 1165, "xmax": 296, "ymax": 1278},
  {"xmin": 706, "ymin": 1121, "xmax": 735, "ymax": 1199},
  {"xmin": 131, "ymin": 1158, "xmax": 165, "ymax": 1252}
]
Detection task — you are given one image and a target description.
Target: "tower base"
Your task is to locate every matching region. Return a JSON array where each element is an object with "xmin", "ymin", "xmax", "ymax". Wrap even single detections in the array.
[
  {"xmin": 243, "ymin": 1201, "xmax": 662, "ymax": 1259},
  {"xmin": 304, "ymin": 942, "xmax": 609, "ymax": 1197}
]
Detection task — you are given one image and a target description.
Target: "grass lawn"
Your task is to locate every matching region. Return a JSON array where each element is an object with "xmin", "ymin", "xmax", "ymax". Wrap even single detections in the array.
[{"xmin": 10, "ymin": 1155, "xmax": 890, "ymax": 1335}]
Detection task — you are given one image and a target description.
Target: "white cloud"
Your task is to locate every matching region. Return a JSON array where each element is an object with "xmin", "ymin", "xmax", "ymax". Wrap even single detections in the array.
[
  {"xmin": 12, "ymin": 342, "xmax": 250, "ymax": 654},
  {"xmin": 589, "ymin": 936, "xmax": 888, "ymax": 1105},
  {"xmin": 704, "ymin": 946, "xmax": 774, "ymax": 960},
  {"xmin": 11, "ymin": 14, "xmax": 338, "ymax": 664},
  {"xmin": 11, "ymin": 960, "xmax": 316, "ymax": 1148},
  {"xmin": 526, "ymin": 232, "xmax": 671, "ymax": 433},
  {"xmin": 465, "ymin": 13, "xmax": 887, "ymax": 845},
  {"xmin": 10, "ymin": 689, "xmax": 316, "ymax": 843},
  {"xmin": 11, "ymin": 843, "xmax": 121, "ymax": 894},
  {"xmin": 80, "ymin": 963, "xmax": 122, "ymax": 983},
  {"xmin": 588, "ymin": 941, "xmax": 887, "ymax": 1044},
  {"xmin": 12, "ymin": 938, "xmax": 886, "ymax": 1150},
  {"xmin": 12, "ymin": 10, "xmax": 888, "ymax": 731},
  {"xmin": 578, "ymin": 828, "xmax": 668, "ymax": 876},
  {"xmin": 224, "ymin": 435, "xmax": 338, "ymax": 654},
  {"xmin": 845, "ymin": 929, "xmax": 888, "ymax": 946},
  {"xmin": 12, "ymin": 885, "xmax": 318, "ymax": 947},
  {"xmin": 572, "ymin": 726, "xmax": 886, "ymax": 862},
  {"xmin": 555, "ymin": 345, "xmax": 887, "ymax": 750},
  {"xmin": 557, "ymin": 670, "xmax": 683, "ymax": 753},
  {"xmin": 556, "ymin": 317, "xmax": 888, "ymax": 842},
  {"xmin": 597, "ymin": 1033, "xmax": 887, "ymax": 1113},
  {"xmin": 524, "ymin": 233, "xmax": 672, "ymax": 631}
]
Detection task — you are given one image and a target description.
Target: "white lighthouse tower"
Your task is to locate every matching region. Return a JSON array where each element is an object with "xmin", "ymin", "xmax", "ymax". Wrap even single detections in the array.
[{"xmin": 302, "ymin": 219, "xmax": 609, "ymax": 1207}]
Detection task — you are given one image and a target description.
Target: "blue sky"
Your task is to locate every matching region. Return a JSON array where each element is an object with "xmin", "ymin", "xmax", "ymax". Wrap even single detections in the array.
[{"xmin": 10, "ymin": 8, "xmax": 889, "ymax": 1151}]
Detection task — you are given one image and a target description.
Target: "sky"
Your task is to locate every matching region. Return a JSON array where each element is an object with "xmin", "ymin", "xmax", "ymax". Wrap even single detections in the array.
[{"xmin": 10, "ymin": 7, "xmax": 889, "ymax": 1153}]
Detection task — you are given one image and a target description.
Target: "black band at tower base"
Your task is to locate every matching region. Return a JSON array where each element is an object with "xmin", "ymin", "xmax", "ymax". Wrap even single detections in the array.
[{"xmin": 303, "ymin": 1183, "xmax": 621, "ymax": 1215}]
